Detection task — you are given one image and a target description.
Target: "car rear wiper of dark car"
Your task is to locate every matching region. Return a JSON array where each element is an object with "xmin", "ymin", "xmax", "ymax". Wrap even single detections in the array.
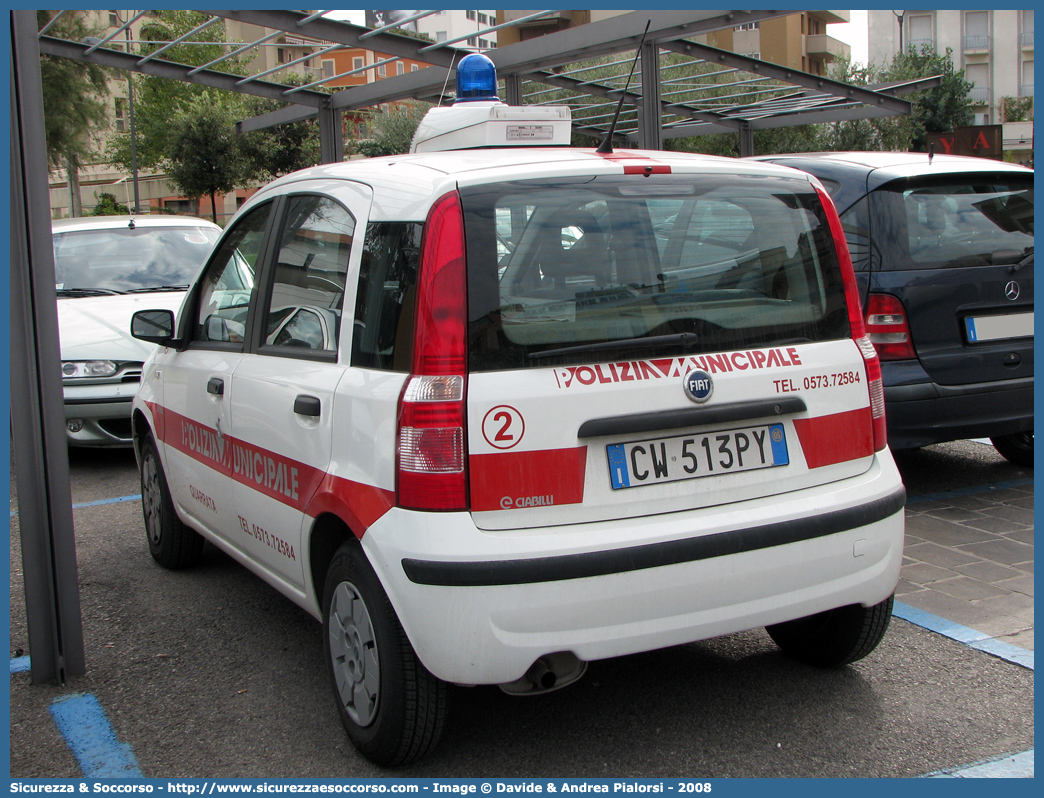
[
  {"xmin": 124, "ymin": 284, "xmax": 191, "ymax": 293},
  {"xmin": 529, "ymin": 332, "xmax": 699, "ymax": 360},
  {"xmin": 1010, "ymin": 251, "xmax": 1033, "ymax": 274},
  {"xmin": 56, "ymin": 287, "xmax": 123, "ymax": 297}
]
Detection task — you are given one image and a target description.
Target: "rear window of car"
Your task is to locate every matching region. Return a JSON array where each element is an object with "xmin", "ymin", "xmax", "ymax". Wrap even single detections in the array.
[
  {"xmin": 867, "ymin": 175, "xmax": 1034, "ymax": 271},
  {"xmin": 461, "ymin": 174, "xmax": 851, "ymax": 371},
  {"xmin": 53, "ymin": 225, "xmax": 220, "ymax": 292}
]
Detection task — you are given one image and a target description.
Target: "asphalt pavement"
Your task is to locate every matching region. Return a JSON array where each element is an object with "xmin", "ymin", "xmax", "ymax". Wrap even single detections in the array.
[{"xmin": 8, "ymin": 439, "xmax": 1034, "ymax": 778}]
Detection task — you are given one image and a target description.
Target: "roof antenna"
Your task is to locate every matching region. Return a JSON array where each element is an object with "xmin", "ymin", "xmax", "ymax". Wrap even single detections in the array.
[
  {"xmin": 596, "ymin": 19, "xmax": 652, "ymax": 154},
  {"xmin": 928, "ymin": 142, "xmax": 934, "ymax": 165}
]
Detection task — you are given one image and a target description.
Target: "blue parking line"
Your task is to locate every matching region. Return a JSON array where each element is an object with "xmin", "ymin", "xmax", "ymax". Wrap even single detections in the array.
[
  {"xmin": 48, "ymin": 693, "xmax": 143, "ymax": 778},
  {"xmin": 925, "ymin": 749, "xmax": 1034, "ymax": 778},
  {"xmin": 10, "ymin": 493, "xmax": 142, "ymax": 518},
  {"xmin": 894, "ymin": 601, "xmax": 1034, "ymax": 670},
  {"xmin": 10, "ymin": 656, "xmax": 31, "ymax": 674}
]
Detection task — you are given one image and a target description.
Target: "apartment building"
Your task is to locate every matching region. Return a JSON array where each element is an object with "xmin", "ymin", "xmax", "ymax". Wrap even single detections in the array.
[
  {"xmin": 495, "ymin": 10, "xmax": 850, "ymax": 76},
  {"xmin": 867, "ymin": 9, "xmax": 1034, "ymax": 159}
]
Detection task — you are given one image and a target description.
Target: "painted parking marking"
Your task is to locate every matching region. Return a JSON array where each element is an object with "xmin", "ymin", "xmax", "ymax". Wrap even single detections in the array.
[
  {"xmin": 48, "ymin": 693, "xmax": 144, "ymax": 778},
  {"xmin": 10, "ymin": 656, "xmax": 31, "ymax": 674},
  {"xmin": 10, "ymin": 493, "xmax": 142, "ymax": 518},
  {"xmin": 925, "ymin": 749, "xmax": 1034, "ymax": 778},
  {"xmin": 893, "ymin": 602, "xmax": 1034, "ymax": 670}
]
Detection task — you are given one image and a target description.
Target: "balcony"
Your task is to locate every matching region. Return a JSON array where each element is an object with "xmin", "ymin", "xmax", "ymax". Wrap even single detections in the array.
[
  {"xmin": 808, "ymin": 11, "xmax": 850, "ymax": 25},
  {"xmin": 908, "ymin": 37, "xmax": 934, "ymax": 54},
  {"xmin": 806, "ymin": 33, "xmax": 850, "ymax": 62},
  {"xmin": 1021, "ymin": 84, "xmax": 1034, "ymax": 97},
  {"xmin": 1022, "ymin": 30, "xmax": 1034, "ymax": 49},
  {"xmin": 502, "ymin": 10, "xmax": 572, "ymax": 26},
  {"xmin": 963, "ymin": 34, "xmax": 990, "ymax": 52},
  {"xmin": 969, "ymin": 86, "xmax": 992, "ymax": 105}
]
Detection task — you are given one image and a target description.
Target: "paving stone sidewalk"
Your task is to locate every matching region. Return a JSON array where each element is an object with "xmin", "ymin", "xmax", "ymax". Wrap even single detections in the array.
[{"xmin": 898, "ymin": 481, "xmax": 1034, "ymax": 651}]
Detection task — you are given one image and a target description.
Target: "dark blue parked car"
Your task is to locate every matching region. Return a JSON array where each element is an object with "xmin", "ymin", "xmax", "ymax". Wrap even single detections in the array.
[{"xmin": 752, "ymin": 152, "xmax": 1033, "ymax": 466}]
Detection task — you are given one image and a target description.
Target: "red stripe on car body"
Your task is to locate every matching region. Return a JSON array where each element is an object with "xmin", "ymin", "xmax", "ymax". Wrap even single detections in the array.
[
  {"xmin": 793, "ymin": 408, "xmax": 875, "ymax": 469},
  {"xmin": 470, "ymin": 447, "xmax": 588, "ymax": 512}
]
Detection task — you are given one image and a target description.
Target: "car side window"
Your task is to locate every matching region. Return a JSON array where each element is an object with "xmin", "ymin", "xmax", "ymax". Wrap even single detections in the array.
[
  {"xmin": 194, "ymin": 203, "xmax": 271, "ymax": 344},
  {"xmin": 262, "ymin": 195, "xmax": 354, "ymax": 355}
]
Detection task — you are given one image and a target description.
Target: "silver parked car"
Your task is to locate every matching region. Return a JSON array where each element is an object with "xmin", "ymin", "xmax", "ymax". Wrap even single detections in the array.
[{"xmin": 52, "ymin": 214, "xmax": 221, "ymax": 446}]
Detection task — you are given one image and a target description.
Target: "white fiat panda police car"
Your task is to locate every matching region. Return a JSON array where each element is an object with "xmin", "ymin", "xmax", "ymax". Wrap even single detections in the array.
[{"xmin": 131, "ymin": 55, "xmax": 905, "ymax": 766}]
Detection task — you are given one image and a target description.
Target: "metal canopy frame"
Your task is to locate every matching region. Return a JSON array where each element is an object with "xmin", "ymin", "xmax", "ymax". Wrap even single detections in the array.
[
  {"xmin": 13, "ymin": 9, "xmax": 932, "ymax": 687},
  {"xmin": 34, "ymin": 9, "xmax": 933, "ymax": 158}
]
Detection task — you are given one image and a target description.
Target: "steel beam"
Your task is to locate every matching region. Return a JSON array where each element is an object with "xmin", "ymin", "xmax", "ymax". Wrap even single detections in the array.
[
  {"xmin": 10, "ymin": 8, "xmax": 86, "ymax": 686},
  {"xmin": 637, "ymin": 41, "xmax": 662, "ymax": 150},
  {"xmin": 318, "ymin": 106, "xmax": 344, "ymax": 164},
  {"xmin": 37, "ymin": 35, "xmax": 329, "ymax": 107},
  {"xmin": 658, "ymin": 39, "xmax": 914, "ymax": 116}
]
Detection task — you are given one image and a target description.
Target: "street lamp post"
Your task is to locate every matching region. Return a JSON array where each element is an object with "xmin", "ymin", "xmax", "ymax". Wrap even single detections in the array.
[
  {"xmin": 122, "ymin": 13, "xmax": 140, "ymax": 214},
  {"xmin": 893, "ymin": 10, "xmax": 906, "ymax": 55}
]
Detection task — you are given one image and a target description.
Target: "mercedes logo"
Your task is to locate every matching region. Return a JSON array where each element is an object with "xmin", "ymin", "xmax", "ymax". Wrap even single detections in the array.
[{"xmin": 1005, "ymin": 281, "xmax": 1021, "ymax": 301}]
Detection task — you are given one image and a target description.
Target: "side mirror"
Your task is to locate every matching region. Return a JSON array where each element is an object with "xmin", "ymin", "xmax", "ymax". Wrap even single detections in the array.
[{"xmin": 131, "ymin": 309, "xmax": 177, "ymax": 346}]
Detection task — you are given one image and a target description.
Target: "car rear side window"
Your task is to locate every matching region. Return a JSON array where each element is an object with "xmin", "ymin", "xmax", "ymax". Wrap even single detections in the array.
[
  {"xmin": 350, "ymin": 222, "xmax": 422, "ymax": 371},
  {"xmin": 870, "ymin": 176, "xmax": 1034, "ymax": 270},
  {"xmin": 461, "ymin": 174, "xmax": 850, "ymax": 371}
]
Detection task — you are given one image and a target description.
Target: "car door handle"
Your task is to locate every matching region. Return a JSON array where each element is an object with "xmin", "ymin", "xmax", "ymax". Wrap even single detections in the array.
[
  {"xmin": 207, "ymin": 377, "xmax": 224, "ymax": 396},
  {"xmin": 294, "ymin": 395, "xmax": 321, "ymax": 417}
]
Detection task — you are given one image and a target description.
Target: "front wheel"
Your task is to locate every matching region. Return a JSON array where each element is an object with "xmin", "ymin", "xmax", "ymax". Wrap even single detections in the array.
[
  {"xmin": 766, "ymin": 594, "xmax": 894, "ymax": 668},
  {"xmin": 991, "ymin": 431, "xmax": 1033, "ymax": 468},
  {"xmin": 323, "ymin": 542, "xmax": 447, "ymax": 767},
  {"xmin": 139, "ymin": 434, "xmax": 205, "ymax": 569}
]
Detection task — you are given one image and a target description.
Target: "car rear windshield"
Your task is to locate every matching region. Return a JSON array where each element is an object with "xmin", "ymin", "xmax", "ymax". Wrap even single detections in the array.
[
  {"xmin": 53, "ymin": 225, "xmax": 220, "ymax": 293},
  {"xmin": 868, "ymin": 175, "xmax": 1033, "ymax": 271},
  {"xmin": 461, "ymin": 174, "xmax": 851, "ymax": 371}
]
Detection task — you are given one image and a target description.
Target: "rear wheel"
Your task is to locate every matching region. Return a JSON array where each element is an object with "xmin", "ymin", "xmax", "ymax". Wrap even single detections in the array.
[
  {"xmin": 991, "ymin": 431, "xmax": 1033, "ymax": 468},
  {"xmin": 766, "ymin": 594, "xmax": 894, "ymax": 668},
  {"xmin": 139, "ymin": 434, "xmax": 205, "ymax": 569},
  {"xmin": 323, "ymin": 542, "xmax": 447, "ymax": 767}
]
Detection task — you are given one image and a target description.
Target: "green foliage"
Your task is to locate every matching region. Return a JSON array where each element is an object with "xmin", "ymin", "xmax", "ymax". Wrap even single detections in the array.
[
  {"xmin": 89, "ymin": 193, "xmax": 130, "ymax": 216},
  {"xmin": 881, "ymin": 45, "xmax": 973, "ymax": 150},
  {"xmin": 238, "ymin": 73, "xmax": 324, "ymax": 179},
  {"xmin": 349, "ymin": 101, "xmax": 431, "ymax": 157},
  {"xmin": 37, "ymin": 10, "xmax": 110, "ymax": 170},
  {"xmin": 164, "ymin": 96, "xmax": 250, "ymax": 221},
  {"xmin": 1003, "ymin": 96, "xmax": 1033, "ymax": 123},
  {"xmin": 106, "ymin": 11, "xmax": 252, "ymax": 172}
]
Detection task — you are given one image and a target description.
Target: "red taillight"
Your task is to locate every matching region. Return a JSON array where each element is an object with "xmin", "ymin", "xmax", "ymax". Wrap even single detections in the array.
[
  {"xmin": 396, "ymin": 192, "xmax": 470, "ymax": 511},
  {"xmin": 864, "ymin": 294, "xmax": 916, "ymax": 361},
  {"xmin": 815, "ymin": 185, "xmax": 888, "ymax": 452}
]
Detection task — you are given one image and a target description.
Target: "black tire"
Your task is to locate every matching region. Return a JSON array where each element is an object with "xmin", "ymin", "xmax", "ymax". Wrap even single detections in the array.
[
  {"xmin": 139, "ymin": 434, "xmax": 205, "ymax": 569},
  {"xmin": 323, "ymin": 542, "xmax": 447, "ymax": 767},
  {"xmin": 766, "ymin": 594, "xmax": 894, "ymax": 668},
  {"xmin": 991, "ymin": 431, "xmax": 1033, "ymax": 468}
]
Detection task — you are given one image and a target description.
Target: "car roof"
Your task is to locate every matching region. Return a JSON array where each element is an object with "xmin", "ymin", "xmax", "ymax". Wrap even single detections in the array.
[
  {"xmin": 247, "ymin": 147, "xmax": 815, "ymax": 221},
  {"xmin": 51, "ymin": 214, "xmax": 221, "ymax": 233},
  {"xmin": 750, "ymin": 152, "xmax": 1033, "ymax": 213}
]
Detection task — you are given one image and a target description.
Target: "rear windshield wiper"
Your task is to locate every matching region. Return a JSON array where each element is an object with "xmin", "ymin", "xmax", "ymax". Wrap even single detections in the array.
[
  {"xmin": 1010, "ymin": 251, "xmax": 1033, "ymax": 274},
  {"xmin": 56, "ymin": 287, "xmax": 123, "ymax": 297},
  {"xmin": 124, "ymin": 284, "xmax": 190, "ymax": 293},
  {"xmin": 529, "ymin": 332, "xmax": 699, "ymax": 360}
]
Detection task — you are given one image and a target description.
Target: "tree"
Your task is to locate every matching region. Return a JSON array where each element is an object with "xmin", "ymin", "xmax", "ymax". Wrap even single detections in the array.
[
  {"xmin": 38, "ymin": 10, "xmax": 111, "ymax": 216},
  {"xmin": 879, "ymin": 46, "xmax": 973, "ymax": 151},
  {"xmin": 165, "ymin": 96, "xmax": 250, "ymax": 222},
  {"xmin": 238, "ymin": 75, "xmax": 324, "ymax": 180},
  {"xmin": 349, "ymin": 101, "xmax": 431, "ymax": 157},
  {"xmin": 106, "ymin": 11, "xmax": 251, "ymax": 173}
]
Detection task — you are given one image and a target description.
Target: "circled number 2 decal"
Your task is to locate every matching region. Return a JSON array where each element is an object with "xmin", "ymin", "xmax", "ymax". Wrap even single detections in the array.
[{"xmin": 482, "ymin": 405, "xmax": 525, "ymax": 450}]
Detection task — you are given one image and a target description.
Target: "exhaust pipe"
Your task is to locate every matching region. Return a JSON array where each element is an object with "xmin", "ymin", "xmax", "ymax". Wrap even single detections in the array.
[
  {"xmin": 499, "ymin": 652, "xmax": 587, "ymax": 696},
  {"xmin": 526, "ymin": 658, "xmax": 557, "ymax": 690}
]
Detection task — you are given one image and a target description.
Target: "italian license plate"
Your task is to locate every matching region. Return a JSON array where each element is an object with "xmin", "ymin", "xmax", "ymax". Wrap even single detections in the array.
[
  {"xmin": 607, "ymin": 423, "xmax": 789, "ymax": 490},
  {"xmin": 965, "ymin": 312, "xmax": 1033, "ymax": 343}
]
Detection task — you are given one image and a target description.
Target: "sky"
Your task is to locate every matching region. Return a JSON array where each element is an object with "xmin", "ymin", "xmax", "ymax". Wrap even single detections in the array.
[{"xmin": 327, "ymin": 9, "xmax": 872, "ymax": 67}]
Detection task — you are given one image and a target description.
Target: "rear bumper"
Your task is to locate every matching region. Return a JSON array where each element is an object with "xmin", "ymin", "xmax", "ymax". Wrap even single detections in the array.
[
  {"xmin": 883, "ymin": 375, "xmax": 1033, "ymax": 450},
  {"xmin": 363, "ymin": 454, "xmax": 906, "ymax": 685}
]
